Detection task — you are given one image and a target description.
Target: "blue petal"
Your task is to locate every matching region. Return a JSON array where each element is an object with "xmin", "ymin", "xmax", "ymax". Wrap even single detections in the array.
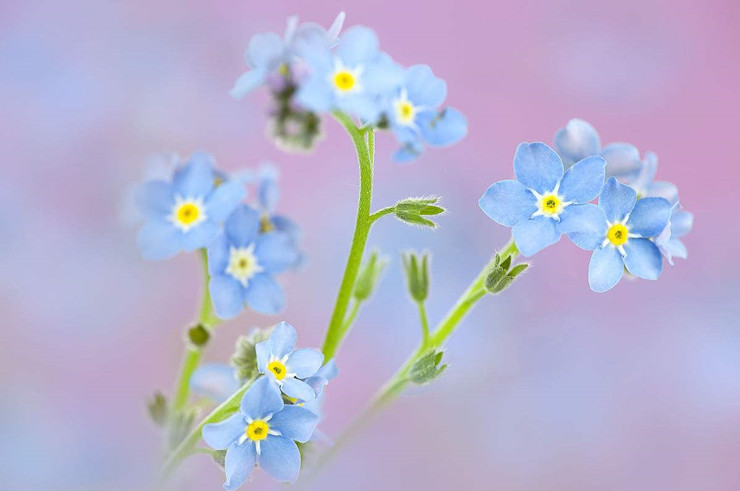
[
  {"xmin": 337, "ymin": 94, "xmax": 383, "ymax": 123},
  {"xmin": 478, "ymin": 180, "xmax": 537, "ymax": 227},
  {"xmin": 558, "ymin": 203, "xmax": 607, "ymax": 251},
  {"xmin": 316, "ymin": 360, "xmax": 338, "ymax": 381},
  {"xmin": 286, "ymin": 348, "xmax": 324, "ymax": 379},
  {"xmin": 136, "ymin": 181, "xmax": 173, "ymax": 219},
  {"xmin": 404, "ymin": 65, "xmax": 446, "ymax": 107},
  {"xmin": 225, "ymin": 205, "xmax": 260, "ymax": 247},
  {"xmin": 246, "ymin": 32, "xmax": 285, "ymax": 69},
  {"xmin": 337, "ymin": 26, "xmax": 378, "ymax": 65},
  {"xmin": 206, "ymin": 180, "xmax": 246, "ymax": 222},
  {"xmin": 180, "ymin": 221, "xmax": 220, "ymax": 252},
  {"xmin": 190, "ymin": 364, "xmax": 240, "ymax": 403},
  {"xmin": 137, "ymin": 220, "xmax": 182, "ymax": 260},
  {"xmin": 670, "ymin": 209, "xmax": 693, "ymax": 238},
  {"xmin": 207, "ymin": 234, "xmax": 230, "ymax": 275},
  {"xmin": 304, "ymin": 375, "xmax": 329, "ymax": 398},
  {"xmin": 646, "ymin": 180, "xmax": 679, "ymax": 205},
  {"xmin": 272, "ymin": 215, "xmax": 301, "ymax": 240},
  {"xmin": 326, "ymin": 11, "xmax": 346, "ymax": 44},
  {"xmin": 267, "ymin": 321, "xmax": 297, "ymax": 360},
  {"xmin": 631, "ymin": 151, "xmax": 658, "ymax": 193},
  {"xmin": 240, "ymin": 376, "xmax": 283, "ymax": 420},
  {"xmin": 362, "ymin": 52, "xmax": 404, "ymax": 96},
  {"xmin": 512, "ymin": 216, "xmax": 561, "ymax": 257},
  {"xmin": 230, "ymin": 69, "xmax": 267, "ymax": 99},
  {"xmin": 210, "ymin": 274, "xmax": 245, "ymax": 320},
  {"xmin": 281, "ymin": 377, "xmax": 317, "ymax": 402},
  {"xmin": 598, "ymin": 177, "xmax": 636, "ymax": 222},
  {"xmin": 296, "ymin": 76, "xmax": 334, "ymax": 113},
  {"xmin": 392, "ymin": 138, "xmax": 423, "ymax": 163},
  {"xmin": 258, "ymin": 173, "xmax": 279, "ymax": 213},
  {"xmin": 255, "ymin": 233, "xmax": 297, "ymax": 274},
  {"xmin": 513, "ymin": 142, "xmax": 564, "ymax": 194},
  {"xmin": 661, "ymin": 238, "xmax": 688, "ymax": 264},
  {"xmin": 224, "ymin": 441, "xmax": 257, "ymax": 491},
  {"xmin": 418, "ymin": 107, "xmax": 467, "ymax": 147},
  {"xmin": 172, "ymin": 156, "xmax": 214, "ymax": 198},
  {"xmin": 626, "ymin": 197, "xmax": 671, "ymax": 237},
  {"xmin": 202, "ymin": 413, "xmax": 246, "ymax": 450},
  {"xmin": 553, "ymin": 119, "xmax": 601, "ymax": 166},
  {"xmin": 243, "ymin": 274, "xmax": 286, "ymax": 315},
  {"xmin": 258, "ymin": 436, "xmax": 301, "ymax": 483},
  {"xmin": 623, "ymin": 238, "xmax": 663, "ymax": 280},
  {"xmin": 601, "ymin": 143, "xmax": 642, "ymax": 182},
  {"xmin": 559, "ymin": 156, "xmax": 606, "ymax": 203},
  {"xmin": 269, "ymin": 405, "xmax": 319, "ymax": 443},
  {"xmin": 588, "ymin": 246, "xmax": 624, "ymax": 293}
]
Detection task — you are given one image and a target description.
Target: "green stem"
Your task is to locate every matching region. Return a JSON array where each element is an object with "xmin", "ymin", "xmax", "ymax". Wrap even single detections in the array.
[
  {"xmin": 339, "ymin": 300, "xmax": 362, "ymax": 338},
  {"xmin": 172, "ymin": 249, "xmax": 221, "ymax": 412},
  {"xmin": 417, "ymin": 301, "xmax": 430, "ymax": 347},
  {"xmin": 368, "ymin": 206, "xmax": 396, "ymax": 224},
  {"xmin": 321, "ymin": 113, "xmax": 375, "ymax": 360},
  {"xmin": 160, "ymin": 378, "xmax": 255, "ymax": 480}
]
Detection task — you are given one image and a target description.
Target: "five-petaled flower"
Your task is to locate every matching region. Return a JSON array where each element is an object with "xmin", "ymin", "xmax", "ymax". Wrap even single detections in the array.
[
  {"xmin": 208, "ymin": 205, "xmax": 298, "ymax": 318},
  {"xmin": 384, "ymin": 65, "xmax": 468, "ymax": 162},
  {"xmin": 136, "ymin": 153, "xmax": 245, "ymax": 260},
  {"xmin": 559, "ymin": 177, "xmax": 672, "ymax": 292},
  {"xmin": 255, "ymin": 321, "xmax": 325, "ymax": 402},
  {"xmin": 202, "ymin": 376, "xmax": 318, "ymax": 488},
  {"xmin": 478, "ymin": 142, "xmax": 606, "ymax": 256}
]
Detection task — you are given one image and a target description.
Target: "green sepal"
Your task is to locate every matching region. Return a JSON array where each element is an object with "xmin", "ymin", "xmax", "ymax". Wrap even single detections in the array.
[
  {"xmin": 402, "ymin": 251, "xmax": 430, "ymax": 303},
  {"xmin": 408, "ymin": 348, "xmax": 447, "ymax": 385},
  {"xmin": 353, "ymin": 250, "xmax": 389, "ymax": 301},
  {"xmin": 231, "ymin": 327, "xmax": 272, "ymax": 381},
  {"xmin": 394, "ymin": 197, "xmax": 445, "ymax": 228},
  {"xmin": 485, "ymin": 252, "xmax": 529, "ymax": 294}
]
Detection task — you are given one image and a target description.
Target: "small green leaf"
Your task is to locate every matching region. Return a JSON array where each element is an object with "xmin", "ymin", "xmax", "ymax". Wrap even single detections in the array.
[
  {"xmin": 408, "ymin": 348, "xmax": 447, "ymax": 385},
  {"xmin": 395, "ymin": 211, "xmax": 436, "ymax": 228}
]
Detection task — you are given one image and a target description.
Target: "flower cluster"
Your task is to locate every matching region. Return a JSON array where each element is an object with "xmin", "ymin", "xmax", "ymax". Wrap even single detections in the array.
[
  {"xmin": 136, "ymin": 157, "xmax": 304, "ymax": 318},
  {"xmin": 232, "ymin": 13, "xmax": 467, "ymax": 161},
  {"xmin": 201, "ymin": 322, "xmax": 336, "ymax": 488},
  {"xmin": 479, "ymin": 122, "xmax": 693, "ymax": 292}
]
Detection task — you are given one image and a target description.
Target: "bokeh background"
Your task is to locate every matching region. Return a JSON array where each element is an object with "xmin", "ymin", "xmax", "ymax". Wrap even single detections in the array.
[{"xmin": 2, "ymin": 0, "xmax": 739, "ymax": 489}]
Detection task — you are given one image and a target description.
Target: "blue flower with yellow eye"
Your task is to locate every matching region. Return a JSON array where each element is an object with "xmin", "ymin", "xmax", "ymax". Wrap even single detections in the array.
[
  {"xmin": 479, "ymin": 142, "xmax": 606, "ymax": 257},
  {"xmin": 255, "ymin": 322, "xmax": 324, "ymax": 402},
  {"xmin": 384, "ymin": 65, "xmax": 467, "ymax": 162},
  {"xmin": 207, "ymin": 205, "xmax": 298, "ymax": 318},
  {"xmin": 202, "ymin": 376, "xmax": 318, "ymax": 488},
  {"xmin": 559, "ymin": 177, "xmax": 672, "ymax": 292},
  {"xmin": 296, "ymin": 25, "xmax": 403, "ymax": 123},
  {"xmin": 231, "ymin": 12, "xmax": 346, "ymax": 98},
  {"xmin": 136, "ymin": 153, "xmax": 245, "ymax": 260}
]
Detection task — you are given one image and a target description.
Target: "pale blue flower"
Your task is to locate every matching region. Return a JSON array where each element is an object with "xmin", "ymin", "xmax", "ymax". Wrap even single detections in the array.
[
  {"xmin": 231, "ymin": 12, "xmax": 346, "ymax": 98},
  {"xmin": 136, "ymin": 153, "xmax": 245, "ymax": 260},
  {"xmin": 479, "ymin": 142, "xmax": 606, "ymax": 256},
  {"xmin": 255, "ymin": 322, "xmax": 324, "ymax": 402},
  {"xmin": 383, "ymin": 65, "xmax": 467, "ymax": 162},
  {"xmin": 207, "ymin": 205, "xmax": 298, "ymax": 318},
  {"xmin": 296, "ymin": 25, "xmax": 403, "ymax": 122},
  {"xmin": 559, "ymin": 177, "xmax": 672, "ymax": 292},
  {"xmin": 202, "ymin": 376, "xmax": 318, "ymax": 488}
]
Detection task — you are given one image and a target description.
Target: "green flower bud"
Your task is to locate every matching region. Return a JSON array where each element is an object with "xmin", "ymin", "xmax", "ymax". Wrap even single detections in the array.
[
  {"xmin": 394, "ymin": 196, "xmax": 445, "ymax": 229},
  {"xmin": 402, "ymin": 251, "xmax": 430, "ymax": 303},
  {"xmin": 353, "ymin": 250, "xmax": 389, "ymax": 302},
  {"xmin": 409, "ymin": 348, "xmax": 447, "ymax": 385},
  {"xmin": 485, "ymin": 253, "xmax": 529, "ymax": 294},
  {"xmin": 231, "ymin": 327, "xmax": 273, "ymax": 381},
  {"xmin": 188, "ymin": 324, "xmax": 210, "ymax": 348},
  {"xmin": 147, "ymin": 391, "xmax": 168, "ymax": 427}
]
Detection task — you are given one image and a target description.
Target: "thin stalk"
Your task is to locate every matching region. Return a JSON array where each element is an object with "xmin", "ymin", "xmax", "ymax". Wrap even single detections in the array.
[{"xmin": 417, "ymin": 301, "xmax": 430, "ymax": 347}]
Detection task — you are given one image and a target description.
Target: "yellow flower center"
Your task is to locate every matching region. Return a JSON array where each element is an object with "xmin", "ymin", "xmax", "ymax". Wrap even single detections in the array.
[
  {"xmin": 395, "ymin": 101, "xmax": 416, "ymax": 125},
  {"xmin": 333, "ymin": 70, "xmax": 356, "ymax": 92},
  {"xmin": 538, "ymin": 194, "xmax": 562, "ymax": 216},
  {"xmin": 226, "ymin": 245, "xmax": 263, "ymax": 287},
  {"xmin": 607, "ymin": 223, "xmax": 629, "ymax": 246},
  {"xmin": 260, "ymin": 214, "xmax": 275, "ymax": 233},
  {"xmin": 176, "ymin": 203, "xmax": 200, "ymax": 225},
  {"xmin": 267, "ymin": 360, "xmax": 287, "ymax": 381},
  {"xmin": 246, "ymin": 420, "xmax": 270, "ymax": 441}
]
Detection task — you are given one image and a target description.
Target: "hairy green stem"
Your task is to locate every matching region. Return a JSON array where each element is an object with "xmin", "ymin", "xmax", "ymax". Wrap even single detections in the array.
[
  {"xmin": 369, "ymin": 206, "xmax": 396, "ymax": 224},
  {"xmin": 417, "ymin": 301, "xmax": 430, "ymax": 347},
  {"xmin": 321, "ymin": 112, "xmax": 375, "ymax": 360}
]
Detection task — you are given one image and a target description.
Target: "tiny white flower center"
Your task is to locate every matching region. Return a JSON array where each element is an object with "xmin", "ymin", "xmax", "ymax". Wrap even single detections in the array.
[
  {"xmin": 169, "ymin": 195, "xmax": 207, "ymax": 232},
  {"xmin": 226, "ymin": 244, "xmax": 263, "ymax": 287}
]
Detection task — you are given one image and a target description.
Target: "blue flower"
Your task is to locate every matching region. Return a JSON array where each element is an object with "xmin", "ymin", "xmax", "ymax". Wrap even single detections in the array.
[
  {"xmin": 383, "ymin": 65, "xmax": 467, "ymax": 162},
  {"xmin": 202, "ymin": 376, "xmax": 318, "ymax": 488},
  {"xmin": 207, "ymin": 205, "xmax": 298, "ymax": 318},
  {"xmin": 479, "ymin": 142, "xmax": 606, "ymax": 256},
  {"xmin": 231, "ymin": 12, "xmax": 346, "ymax": 98},
  {"xmin": 136, "ymin": 153, "xmax": 245, "ymax": 260},
  {"xmin": 256, "ymin": 322, "xmax": 325, "ymax": 402},
  {"xmin": 560, "ymin": 177, "xmax": 672, "ymax": 292},
  {"xmin": 655, "ymin": 205, "xmax": 694, "ymax": 265},
  {"xmin": 296, "ymin": 25, "xmax": 403, "ymax": 122}
]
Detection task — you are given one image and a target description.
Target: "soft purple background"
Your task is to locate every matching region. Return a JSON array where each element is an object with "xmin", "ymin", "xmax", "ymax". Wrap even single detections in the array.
[{"xmin": 2, "ymin": 0, "xmax": 739, "ymax": 489}]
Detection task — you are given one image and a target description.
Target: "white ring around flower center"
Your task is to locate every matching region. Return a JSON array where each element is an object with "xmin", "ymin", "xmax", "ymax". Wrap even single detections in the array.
[
  {"xmin": 226, "ymin": 244, "xmax": 263, "ymax": 287},
  {"xmin": 168, "ymin": 195, "xmax": 207, "ymax": 233}
]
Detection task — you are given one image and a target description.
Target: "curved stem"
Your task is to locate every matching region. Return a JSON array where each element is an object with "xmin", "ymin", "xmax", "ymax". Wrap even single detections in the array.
[
  {"xmin": 368, "ymin": 206, "xmax": 396, "ymax": 224},
  {"xmin": 321, "ymin": 113, "xmax": 375, "ymax": 360}
]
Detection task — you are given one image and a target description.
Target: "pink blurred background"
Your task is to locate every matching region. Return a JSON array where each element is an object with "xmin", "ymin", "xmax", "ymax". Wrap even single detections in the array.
[{"xmin": 2, "ymin": 0, "xmax": 739, "ymax": 489}]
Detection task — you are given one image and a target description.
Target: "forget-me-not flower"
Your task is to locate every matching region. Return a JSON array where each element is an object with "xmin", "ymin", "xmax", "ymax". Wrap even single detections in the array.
[
  {"xmin": 296, "ymin": 25, "xmax": 403, "ymax": 123},
  {"xmin": 479, "ymin": 142, "xmax": 606, "ymax": 256},
  {"xmin": 136, "ymin": 153, "xmax": 245, "ymax": 260},
  {"xmin": 383, "ymin": 65, "xmax": 467, "ymax": 162},
  {"xmin": 560, "ymin": 177, "xmax": 672, "ymax": 292},
  {"xmin": 255, "ymin": 321, "xmax": 324, "ymax": 402},
  {"xmin": 231, "ymin": 12, "xmax": 346, "ymax": 99},
  {"xmin": 208, "ymin": 205, "xmax": 297, "ymax": 318},
  {"xmin": 202, "ymin": 376, "xmax": 318, "ymax": 488}
]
